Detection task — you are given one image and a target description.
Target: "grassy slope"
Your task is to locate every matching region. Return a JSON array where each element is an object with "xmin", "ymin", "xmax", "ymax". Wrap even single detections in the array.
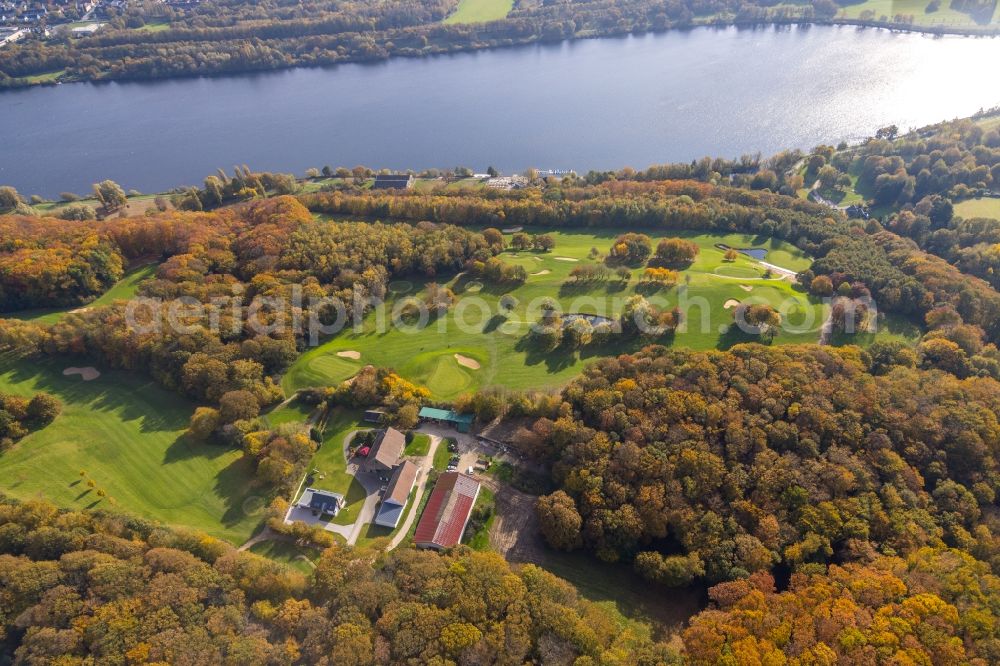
[
  {"xmin": 955, "ymin": 197, "xmax": 1000, "ymax": 220},
  {"xmin": 9, "ymin": 263, "xmax": 159, "ymax": 325},
  {"xmin": 284, "ymin": 229, "xmax": 823, "ymax": 399},
  {"xmin": 444, "ymin": 0, "xmax": 514, "ymax": 24},
  {"xmin": 0, "ymin": 356, "xmax": 261, "ymax": 543}
]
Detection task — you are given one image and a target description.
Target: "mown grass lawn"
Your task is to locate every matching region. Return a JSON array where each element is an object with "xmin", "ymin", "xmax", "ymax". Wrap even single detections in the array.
[
  {"xmin": 264, "ymin": 396, "xmax": 315, "ymax": 428},
  {"xmin": 294, "ymin": 408, "xmax": 369, "ymax": 522},
  {"xmin": 404, "ymin": 433, "xmax": 431, "ymax": 457},
  {"xmin": 283, "ymin": 228, "xmax": 823, "ymax": 399},
  {"xmin": 9, "ymin": 263, "xmax": 159, "ymax": 325},
  {"xmin": 0, "ymin": 355, "xmax": 262, "ymax": 544},
  {"xmin": 444, "ymin": 0, "xmax": 513, "ymax": 24}
]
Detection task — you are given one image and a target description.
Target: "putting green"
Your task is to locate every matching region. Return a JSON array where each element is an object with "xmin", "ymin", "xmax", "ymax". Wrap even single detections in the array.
[{"xmin": 404, "ymin": 350, "xmax": 484, "ymax": 399}]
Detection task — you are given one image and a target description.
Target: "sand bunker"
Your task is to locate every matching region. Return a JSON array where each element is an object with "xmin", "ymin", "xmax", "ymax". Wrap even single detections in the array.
[
  {"xmin": 64, "ymin": 366, "xmax": 100, "ymax": 381},
  {"xmin": 69, "ymin": 307, "xmax": 92, "ymax": 314},
  {"xmin": 530, "ymin": 269, "xmax": 551, "ymax": 276},
  {"xmin": 724, "ymin": 299, "xmax": 741, "ymax": 310},
  {"xmin": 336, "ymin": 350, "xmax": 361, "ymax": 360},
  {"xmin": 554, "ymin": 257, "xmax": 579, "ymax": 262},
  {"xmin": 531, "ymin": 256, "xmax": 543, "ymax": 262},
  {"xmin": 739, "ymin": 284, "xmax": 753, "ymax": 292},
  {"xmin": 454, "ymin": 354, "xmax": 481, "ymax": 370}
]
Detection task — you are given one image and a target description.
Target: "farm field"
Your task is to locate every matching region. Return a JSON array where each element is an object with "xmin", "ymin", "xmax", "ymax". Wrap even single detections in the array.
[
  {"xmin": 9, "ymin": 262, "xmax": 158, "ymax": 324},
  {"xmin": 444, "ymin": 0, "xmax": 514, "ymax": 24},
  {"xmin": 955, "ymin": 197, "xmax": 1000, "ymax": 220},
  {"xmin": 283, "ymin": 229, "xmax": 824, "ymax": 399},
  {"xmin": 0, "ymin": 355, "xmax": 262, "ymax": 543}
]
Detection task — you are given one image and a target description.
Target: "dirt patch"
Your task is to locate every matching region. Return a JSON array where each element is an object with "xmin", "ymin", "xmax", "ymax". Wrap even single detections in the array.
[
  {"xmin": 554, "ymin": 257, "xmax": 579, "ymax": 262},
  {"xmin": 739, "ymin": 284, "xmax": 753, "ymax": 292},
  {"xmin": 530, "ymin": 269, "xmax": 551, "ymax": 276},
  {"xmin": 63, "ymin": 366, "xmax": 100, "ymax": 381},
  {"xmin": 454, "ymin": 353, "xmax": 481, "ymax": 370},
  {"xmin": 723, "ymin": 299, "xmax": 740, "ymax": 310},
  {"xmin": 336, "ymin": 350, "xmax": 361, "ymax": 360}
]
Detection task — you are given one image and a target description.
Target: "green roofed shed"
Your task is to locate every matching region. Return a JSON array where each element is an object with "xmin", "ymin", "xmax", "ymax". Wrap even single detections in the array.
[{"xmin": 418, "ymin": 407, "xmax": 474, "ymax": 433}]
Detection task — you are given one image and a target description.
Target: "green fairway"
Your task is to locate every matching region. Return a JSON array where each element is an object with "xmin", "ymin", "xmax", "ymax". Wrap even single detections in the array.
[
  {"xmin": 955, "ymin": 197, "xmax": 1000, "ymax": 220},
  {"xmin": 0, "ymin": 355, "xmax": 262, "ymax": 544},
  {"xmin": 284, "ymin": 229, "xmax": 823, "ymax": 399},
  {"xmin": 444, "ymin": 0, "xmax": 513, "ymax": 24},
  {"xmin": 9, "ymin": 263, "xmax": 159, "ymax": 324}
]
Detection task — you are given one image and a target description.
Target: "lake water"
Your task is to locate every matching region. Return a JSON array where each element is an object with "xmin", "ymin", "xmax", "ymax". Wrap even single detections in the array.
[{"xmin": 2, "ymin": 25, "xmax": 999, "ymax": 196}]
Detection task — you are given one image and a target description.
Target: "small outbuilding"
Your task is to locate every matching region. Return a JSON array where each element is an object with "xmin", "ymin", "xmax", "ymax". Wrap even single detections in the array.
[{"xmin": 418, "ymin": 407, "xmax": 474, "ymax": 433}]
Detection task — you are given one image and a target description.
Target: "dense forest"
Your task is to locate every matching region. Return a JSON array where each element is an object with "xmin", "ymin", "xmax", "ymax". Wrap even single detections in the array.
[
  {"xmin": 523, "ymin": 343, "xmax": 1000, "ymax": 658},
  {"xmin": 0, "ymin": 497, "xmax": 676, "ymax": 664},
  {"xmin": 1, "ymin": 0, "xmax": 989, "ymax": 87}
]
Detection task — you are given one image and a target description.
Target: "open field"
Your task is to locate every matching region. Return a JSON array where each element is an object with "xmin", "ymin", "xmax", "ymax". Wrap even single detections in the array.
[
  {"xmin": 9, "ymin": 263, "xmax": 158, "ymax": 324},
  {"xmin": 839, "ymin": 0, "xmax": 1000, "ymax": 26},
  {"xmin": 248, "ymin": 539, "xmax": 320, "ymax": 573},
  {"xmin": 829, "ymin": 311, "xmax": 923, "ymax": 348},
  {"xmin": 444, "ymin": 0, "xmax": 514, "ymax": 24},
  {"xmin": 0, "ymin": 355, "xmax": 262, "ymax": 543},
  {"xmin": 284, "ymin": 229, "xmax": 823, "ymax": 399},
  {"xmin": 529, "ymin": 548, "xmax": 707, "ymax": 639},
  {"xmin": 955, "ymin": 197, "xmax": 1000, "ymax": 220}
]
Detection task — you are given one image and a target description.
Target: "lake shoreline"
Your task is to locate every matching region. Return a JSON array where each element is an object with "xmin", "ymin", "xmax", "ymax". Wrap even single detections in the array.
[
  {"xmin": 3, "ymin": 24, "xmax": 998, "ymax": 196},
  {"xmin": 3, "ymin": 17, "xmax": 998, "ymax": 92}
]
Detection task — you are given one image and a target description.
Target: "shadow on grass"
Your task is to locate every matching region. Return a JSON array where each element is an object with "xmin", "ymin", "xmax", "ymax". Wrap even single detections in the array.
[
  {"xmin": 1, "ymin": 355, "xmax": 190, "ymax": 435},
  {"xmin": 214, "ymin": 455, "xmax": 266, "ymax": 529}
]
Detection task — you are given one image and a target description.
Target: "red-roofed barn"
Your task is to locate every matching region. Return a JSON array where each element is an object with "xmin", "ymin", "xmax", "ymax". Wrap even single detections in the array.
[{"xmin": 413, "ymin": 471, "xmax": 481, "ymax": 550}]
